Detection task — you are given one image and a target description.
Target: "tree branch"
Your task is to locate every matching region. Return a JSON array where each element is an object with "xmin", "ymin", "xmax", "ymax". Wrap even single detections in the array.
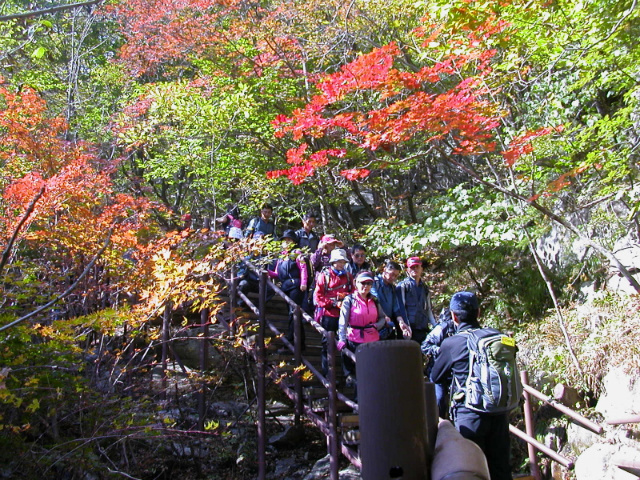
[
  {"xmin": 0, "ymin": 0, "xmax": 103, "ymax": 22},
  {"xmin": 0, "ymin": 185, "xmax": 45, "ymax": 277},
  {"xmin": 0, "ymin": 228, "xmax": 113, "ymax": 333}
]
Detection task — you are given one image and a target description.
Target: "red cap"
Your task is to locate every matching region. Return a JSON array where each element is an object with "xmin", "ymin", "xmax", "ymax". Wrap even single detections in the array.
[
  {"xmin": 321, "ymin": 235, "xmax": 343, "ymax": 247},
  {"xmin": 406, "ymin": 257, "xmax": 422, "ymax": 268}
]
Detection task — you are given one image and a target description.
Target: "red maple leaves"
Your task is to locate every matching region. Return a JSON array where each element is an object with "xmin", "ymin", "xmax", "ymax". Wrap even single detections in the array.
[{"xmin": 268, "ymin": 19, "xmax": 508, "ymax": 184}]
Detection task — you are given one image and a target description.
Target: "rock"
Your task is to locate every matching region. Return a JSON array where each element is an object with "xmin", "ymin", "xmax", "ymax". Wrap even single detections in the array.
[
  {"xmin": 554, "ymin": 384, "xmax": 581, "ymax": 408},
  {"xmin": 209, "ymin": 400, "xmax": 249, "ymax": 418},
  {"xmin": 544, "ymin": 425, "xmax": 567, "ymax": 452},
  {"xmin": 269, "ymin": 425, "xmax": 306, "ymax": 448},
  {"xmin": 566, "ymin": 422, "xmax": 601, "ymax": 455},
  {"xmin": 596, "ymin": 366, "xmax": 640, "ymax": 420},
  {"xmin": 271, "ymin": 455, "xmax": 298, "ymax": 478},
  {"xmin": 607, "ymin": 273, "xmax": 640, "ymax": 297},
  {"xmin": 575, "ymin": 443, "xmax": 640, "ymax": 480},
  {"xmin": 303, "ymin": 455, "xmax": 361, "ymax": 480},
  {"xmin": 171, "ymin": 327, "xmax": 226, "ymax": 369}
]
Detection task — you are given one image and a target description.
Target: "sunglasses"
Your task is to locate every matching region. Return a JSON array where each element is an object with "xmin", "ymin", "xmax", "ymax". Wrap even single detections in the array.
[
  {"xmin": 353, "ymin": 253, "xmax": 365, "ymax": 258},
  {"xmin": 359, "ymin": 281, "xmax": 374, "ymax": 286}
]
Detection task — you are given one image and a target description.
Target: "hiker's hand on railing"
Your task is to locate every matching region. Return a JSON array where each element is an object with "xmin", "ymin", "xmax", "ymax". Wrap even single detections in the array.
[{"xmin": 336, "ymin": 340, "xmax": 346, "ymax": 351}]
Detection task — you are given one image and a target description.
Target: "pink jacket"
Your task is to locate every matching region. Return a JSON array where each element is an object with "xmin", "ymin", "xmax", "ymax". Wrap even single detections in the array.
[{"xmin": 338, "ymin": 294, "xmax": 385, "ymax": 344}]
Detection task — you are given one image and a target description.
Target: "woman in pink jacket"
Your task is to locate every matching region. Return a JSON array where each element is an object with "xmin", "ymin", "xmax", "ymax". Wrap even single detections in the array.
[{"xmin": 337, "ymin": 271, "xmax": 387, "ymax": 390}]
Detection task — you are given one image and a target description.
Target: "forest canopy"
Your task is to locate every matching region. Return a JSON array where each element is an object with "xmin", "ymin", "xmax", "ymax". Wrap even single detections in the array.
[{"xmin": 0, "ymin": 0, "xmax": 638, "ymax": 476}]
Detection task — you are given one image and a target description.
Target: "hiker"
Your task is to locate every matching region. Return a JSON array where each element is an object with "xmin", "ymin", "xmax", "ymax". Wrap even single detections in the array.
[
  {"xmin": 421, "ymin": 307, "xmax": 455, "ymax": 418},
  {"xmin": 236, "ymin": 249, "xmax": 275, "ymax": 305},
  {"xmin": 295, "ymin": 213, "xmax": 320, "ymax": 253},
  {"xmin": 431, "ymin": 292, "xmax": 517, "ymax": 480},
  {"xmin": 371, "ymin": 260, "xmax": 412, "ymax": 340},
  {"xmin": 396, "ymin": 256, "xmax": 436, "ymax": 344},
  {"xmin": 313, "ymin": 248, "xmax": 353, "ymax": 376},
  {"xmin": 244, "ymin": 203, "xmax": 276, "ymax": 239},
  {"xmin": 274, "ymin": 229, "xmax": 310, "ymax": 351},
  {"xmin": 346, "ymin": 244, "xmax": 371, "ymax": 277},
  {"xmin": 310, "ymin": 234, "xmax": 344, "ymax": 276},
  {"xmin": 215, "ymin": 204, "xmax": 242, "ymax": 235},
  {"xmin": 337, "ymin": 270, "xmax": 387, "ymax": 391}
]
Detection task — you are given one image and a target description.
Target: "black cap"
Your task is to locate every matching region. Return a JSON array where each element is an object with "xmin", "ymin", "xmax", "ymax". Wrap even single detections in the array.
[
  {"xmin": 280, "ymin": 229, "xmax": 299, "ymax": 244},
  {"xmin": 449, "ymin": 291, "xmax": 479, "ymax": 312}
]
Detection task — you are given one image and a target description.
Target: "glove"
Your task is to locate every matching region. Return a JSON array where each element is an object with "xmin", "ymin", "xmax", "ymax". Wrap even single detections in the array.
[{"xmin": 336, "ymin": 340, "xmax": 346, "ymax": 351}]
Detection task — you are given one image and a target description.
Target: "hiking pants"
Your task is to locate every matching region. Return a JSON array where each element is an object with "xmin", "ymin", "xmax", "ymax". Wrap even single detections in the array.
[
  {"xmin": 320, "ymin": 315, "xmax": 339, "ymax": 376},
  {"xmin": 452, "ymin": 406, "xmax": 512, "ymax": 480}
]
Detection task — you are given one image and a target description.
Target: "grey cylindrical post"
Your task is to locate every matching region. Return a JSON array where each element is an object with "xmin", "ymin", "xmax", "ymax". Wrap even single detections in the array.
[
  {"xmin": 431, "ymin": 420, "xmax": 489, "ymax": 480},
  {"xmin": 357, "ymin": 340, "xmax": 431, "ymax": 480},
  {"xmin": 425, "ymin": 382, "xmax": 438, "ymax": 454}
]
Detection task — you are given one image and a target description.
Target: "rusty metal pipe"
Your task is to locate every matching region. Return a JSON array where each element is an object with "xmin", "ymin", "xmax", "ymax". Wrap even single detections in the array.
[
  {"xmin": 606, "ymin": 414, "xmax": 640, "ymax": 425},
  {"xmin": 521, "ymin": 371, "xmax": 542, "ymax": 480},
  {"xmin": 522, "ymin": 384, "xmax": 603, "ymax": 434},
  {"xmin": 509, "ymin": 425, "xmax": 574, "ymax": 469},
  {"xmin": 257, "ymin": 271, "xmax": 267, "ymax": 480}
]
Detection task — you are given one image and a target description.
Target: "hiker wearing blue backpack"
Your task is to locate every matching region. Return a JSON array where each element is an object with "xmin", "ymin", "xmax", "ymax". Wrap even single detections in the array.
[
  {"xmin": 244, "ymin": 203, "xmax": 276, "ymax": 239},
  {"xmin": 431, "ymin": 291, "xmax": 521, "ymax": 480}
]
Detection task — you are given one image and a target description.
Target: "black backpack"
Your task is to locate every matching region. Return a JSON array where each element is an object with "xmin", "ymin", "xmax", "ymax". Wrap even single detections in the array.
[{"xmin": 455, "ymin": 328, "xmax": 523, "ymax": 414}]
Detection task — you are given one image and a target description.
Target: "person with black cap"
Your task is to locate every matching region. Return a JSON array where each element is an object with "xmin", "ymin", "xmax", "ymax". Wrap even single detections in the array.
[
  {"xmin": 431, "ymin": 292, "xmax": 513, "ymax": 480},
  {"xmin": 337, "ymin": 271, "xmax": 387, "ymax": 390},
  {"xmin": 396, "ymin": 256, "xmax": 437, "ymax": 344},
  {"xmin": 273, "ymin": 230, "xmax": 310, "ymax": 351}
]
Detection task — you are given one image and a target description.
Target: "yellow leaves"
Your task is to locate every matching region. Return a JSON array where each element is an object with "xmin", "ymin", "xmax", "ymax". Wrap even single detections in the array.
[{"xmin": 25, "ymin": 398, "xmax": 40, "ymax": 413}]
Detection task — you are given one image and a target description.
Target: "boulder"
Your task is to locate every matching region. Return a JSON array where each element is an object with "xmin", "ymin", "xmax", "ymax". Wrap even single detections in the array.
[
  {"xmin": 302, "ymin": 455, "xmax": 361, "ymax": 480},
  {"xmin": 596, "ymin": 366, "xmax": 640, "ymax": 420},
  {"xmin": 575, "ymin": 443, "xmax": 640, "ymax": 480}
]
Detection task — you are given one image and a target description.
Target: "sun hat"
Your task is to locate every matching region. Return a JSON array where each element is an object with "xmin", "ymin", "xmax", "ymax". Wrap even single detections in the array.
[{"xmin": 329, "ymin": 248, "xmax": 349, "ymax": 264}]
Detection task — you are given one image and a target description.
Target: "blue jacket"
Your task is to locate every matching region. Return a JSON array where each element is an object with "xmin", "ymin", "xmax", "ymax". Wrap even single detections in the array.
[
  {"xmin": 371, "ymin": 274, "xmax": 406, "ymax": 320},
  {"xmin": 245, "ymin": 217, "xmax": 275, "ymax": 238},
  {"xmin": 396, "ymin": 277, "xmax": 436, "ymax": 331}
]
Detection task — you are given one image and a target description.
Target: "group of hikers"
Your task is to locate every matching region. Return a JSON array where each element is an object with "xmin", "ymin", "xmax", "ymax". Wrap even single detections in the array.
[{"xmin": 221, "ymin": 203, "xmax": 520, "ymax": 480}]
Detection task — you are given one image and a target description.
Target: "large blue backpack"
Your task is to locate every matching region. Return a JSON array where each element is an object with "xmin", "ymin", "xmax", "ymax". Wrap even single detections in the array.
[{"xmin": 456, "ymin": 328, "xmax": 523, "ymax": 414}]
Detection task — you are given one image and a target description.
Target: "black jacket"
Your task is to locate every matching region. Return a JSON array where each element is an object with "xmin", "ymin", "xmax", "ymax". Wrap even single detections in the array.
[{"xmin": 430, "ymin": 321, "xmax": 481, "ymax": 394}]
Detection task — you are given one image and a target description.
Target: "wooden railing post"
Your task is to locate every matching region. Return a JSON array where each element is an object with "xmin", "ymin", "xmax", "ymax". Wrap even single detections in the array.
[
  {"xmin": 257, "ymin": 270, "xmax": 267, "ymax": 480},
  {"xmin": 522, "ymin": 370, "xmax": 542, "ymax": 480},
  {"xmin": 161, "ymin": 301, "xmax": 172, "ymax": 400},
  {"xmin": 294, "ymin": 305, "xmax": 303, "ymax": 426},
  {"xmin": 327, "ymin": 331, "xmax": 339, "ymax": 480},
  {"xmin": 198, "ymin": 307, "xmax": 210, "ymax": 431},
  {"xmin": 230, "ymin": 264, "xmax": 237, "ymax": 335}
]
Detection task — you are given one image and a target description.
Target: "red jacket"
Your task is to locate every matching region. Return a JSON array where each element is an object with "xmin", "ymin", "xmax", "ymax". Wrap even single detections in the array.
[{"xmin": 313, "ymin": 268, "xmax": 353, "ymax": 318}]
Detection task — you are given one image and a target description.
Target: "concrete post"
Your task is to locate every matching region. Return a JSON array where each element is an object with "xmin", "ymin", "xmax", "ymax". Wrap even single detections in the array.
[{"xmin": 357, "ymin": 340, "xmax": 431, "ymax": 480}]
